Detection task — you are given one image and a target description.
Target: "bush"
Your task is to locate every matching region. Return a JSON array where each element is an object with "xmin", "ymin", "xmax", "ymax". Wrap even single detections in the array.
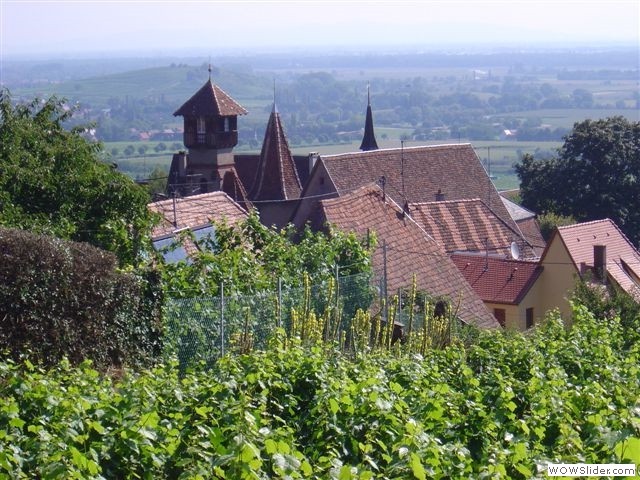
[{"xmin": 0, "ymin": 227, "xmax": 163, "ymax": 369}]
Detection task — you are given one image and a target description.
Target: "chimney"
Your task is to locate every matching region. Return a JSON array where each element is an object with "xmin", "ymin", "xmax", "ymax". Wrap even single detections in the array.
[
  {"xmin": 594, "ymin": 245, "xmax": 607, "ymax": 282},
  {"xmin": 435, "ymin": 189, "xmax": 445, "ymax": 202},
  {"xmin": 308, "ymin": 152, "xmax": 319, "ymax": 172}
]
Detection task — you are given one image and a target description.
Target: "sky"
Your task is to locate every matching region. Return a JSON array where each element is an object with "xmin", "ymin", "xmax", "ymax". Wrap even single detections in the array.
[{"xmin": 1, "ymin": 0, "xmax": 639, "ymax": 58}]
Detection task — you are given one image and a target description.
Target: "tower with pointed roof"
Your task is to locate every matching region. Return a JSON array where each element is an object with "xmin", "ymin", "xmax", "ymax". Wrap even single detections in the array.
[
  {"xmin": 247, "ymin": 98, "xmax": 303, "ymax": 226},
  {"xmin": 359, "ymin": 84, "xmax": 379, "ymax": 151},
  {"xmin": 250, "ymin": 101, "xmax": 302, "ymax": 202},
  {"xmin": 169, "ymin": 70, "xmax": 247, "ymax": 195}
]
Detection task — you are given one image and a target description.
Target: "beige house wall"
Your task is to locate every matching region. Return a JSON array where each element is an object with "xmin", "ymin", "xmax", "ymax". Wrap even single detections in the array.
[
  {"xmin": 538, "ymin": 235, "xmax": 578, "ymax": 321},
  {"xmin": 485, "ymin": 273, "xmax": 545, "ymax": 331}
]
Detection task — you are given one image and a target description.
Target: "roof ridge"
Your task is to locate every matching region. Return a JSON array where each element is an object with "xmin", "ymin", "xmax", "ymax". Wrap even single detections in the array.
[
  {"xmin": 323, "ymin": 143, "xmax": 473, "ymax": 159},
  {"xmin": 149, "ymin": 190, "xmax": 232, "ymax": 208},
  {"xmin": 411, "ymin": 198, "xmax": 483, "ymax": 206},
  {"xmin": 558, "ymin": 218, "xmax": 613, "ymax": 230}
]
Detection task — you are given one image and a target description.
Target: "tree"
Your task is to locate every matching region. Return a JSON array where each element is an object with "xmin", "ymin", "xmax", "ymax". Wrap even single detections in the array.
[
  {"xmin": 160, "ymin": 211, "xmax": 373, "ymax": 298},
  {"xmin": 516, "ymin": 116, "xmax": 640, "ymax": 245},
  {"xmin": 0, "ymin": 91, "xmax": 153, "ymax": 265}
]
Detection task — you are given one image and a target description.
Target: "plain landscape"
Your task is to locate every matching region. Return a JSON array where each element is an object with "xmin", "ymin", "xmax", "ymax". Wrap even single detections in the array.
[{"xmin": 3, "ymin": 47, "xmax": 638, "ymax": 190}]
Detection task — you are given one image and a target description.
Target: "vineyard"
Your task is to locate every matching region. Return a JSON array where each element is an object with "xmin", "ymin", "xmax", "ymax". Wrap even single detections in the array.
[{"xmin": 1, "ymin": 303, "xmax": 640, "ymax": 479}]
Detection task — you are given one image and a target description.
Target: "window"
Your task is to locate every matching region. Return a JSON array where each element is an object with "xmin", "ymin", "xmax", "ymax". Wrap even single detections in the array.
[
  {"xmin": 197, "ymin": 117, "xmax": 206, "ymax": 144},
  {"xmin": 493, "ymin": 308, "xmax": 506, "ymax": 327},
  {"xmin": 526, "ymin": 308, "xmax": 534, "ymax": 329}
]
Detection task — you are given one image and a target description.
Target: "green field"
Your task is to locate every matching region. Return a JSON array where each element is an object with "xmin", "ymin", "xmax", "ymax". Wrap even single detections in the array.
[{"xmin": 502, "ymin": 108, "xmax": 639, "ymax": 128}]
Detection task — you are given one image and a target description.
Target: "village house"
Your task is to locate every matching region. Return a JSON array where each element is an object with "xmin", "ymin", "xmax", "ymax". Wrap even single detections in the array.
[
  {"xmin": 451, "ymin": 254, "xmax": 543, "ymax": 330},
  {"xmin": 536, "ymin": 219, "xmax": 640, "ymax": 321}
]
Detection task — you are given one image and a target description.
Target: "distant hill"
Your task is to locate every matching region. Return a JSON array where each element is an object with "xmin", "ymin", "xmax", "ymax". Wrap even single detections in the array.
[{"xmin": 6, "ymin": 63, "xmax": 272, "ymax": 110}]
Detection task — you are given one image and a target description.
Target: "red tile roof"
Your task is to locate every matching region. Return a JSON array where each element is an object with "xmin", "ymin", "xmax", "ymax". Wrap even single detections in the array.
[
  {"xmin": 500, "ymin": 196, "xmax": 546, "ymax": 255},
  {"xmin": 149, "ymin": 191, "xmax": 248, "ymax": 239},
  {"xmin": 249, "ymin": 106, "xmax": 302, "ymax": 200},
  {"xmin": 221, "ymin": 168, "xmax": 253, "ymax": 211},
  {"xmin": 552, "ymin": 219, "xmax": 640, "ymax": 299},
  {"xmin": 516, "ymin": 217, "xmax": 546, "ymax": 254},
  {"xmin": 408, "ymin": 199, "xmax": 536, "ymax": 259},
  {"xmin": 317, "ymin": 184, "xmax": 499, "ymax": 329},
  {"xmin": 320, "ymin": 144, "xmax": 520, "ymax": 234},
  {"xmin": 451, "ymin": 254, "xmax": 543, "ymax": 305},
  {"xmin": 173, "ymin": 80, "xmax": 248, "ymax": 117}
]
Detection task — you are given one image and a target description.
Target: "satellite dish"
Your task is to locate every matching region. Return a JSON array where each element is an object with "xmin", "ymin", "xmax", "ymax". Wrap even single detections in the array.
[{"xmin": 510, "ymin": 242, "xmax": 521, "ymax": 260}]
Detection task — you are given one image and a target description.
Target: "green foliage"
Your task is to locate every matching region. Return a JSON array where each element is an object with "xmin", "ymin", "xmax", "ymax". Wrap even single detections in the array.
[
  {"xmin": 146, "ymin": 165, "xmax": 169, "ymax": 198},
  {"xmin": 536, "ymin": 211, "xmax": 576, "ymax": 241},
  {"xmin": 2, "ymin": 304, "xmax": 640, "ymax": 478},
  {"xmin": 0, "ymin": 91, "xmax": 154, "ymax": 266},
  {"xmin": 0, "ymin": 227, "xmax": 163, "ymax": 370},
  {"xmin": 160, "ymin": 212, "xmax": 374, "ymax": 298},
  {"xmin": 516, "ymin": 116, "xmax": 640, "ymax": 244},
  {"xmin": 571, "ymin": 279, "xmax": 640, "ymax": 346}
]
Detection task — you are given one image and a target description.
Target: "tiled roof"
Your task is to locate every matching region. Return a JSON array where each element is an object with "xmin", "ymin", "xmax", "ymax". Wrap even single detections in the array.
[
  {"xmin": 553, "ymin": 219, "xmax": 640, "ymax": 299},
  {"xmin": 408, "ymin": 199, "xmax": 536, "ymax": 259},
  {"xmin": 249, "ymin": 106, "xmax": 302, "ymax": 201},
  {"xmin": 499, "ymin": 194, "xmax": 545, "ymax": 254},
  {"xmin": 318, "ymin": 184, "xmax": 499, "ymax": 329},
  {"xmin": 149, "ymin": 191, "xmax": 248, "ymax": 239},
  {"xmin": 320, "ymin": 143, "xmax": 521, "ymax": 235},
  {"xmin": 221, "ymin": 168, "xmax": 253, "ymax": 211},
  {"xmin": 173, "ymin": 80, "xmax": 248, "ymax": 117},
  {"xmin": 234, "ymin": 154, "xmax": 311, "ymax": 196},
  {"xmin": 516, "ymin": 217, "xmax": 546, "ymax": 254},
  {"xmin": 451, "ymin": 254, "xmax": 543, "ymax": 305}
]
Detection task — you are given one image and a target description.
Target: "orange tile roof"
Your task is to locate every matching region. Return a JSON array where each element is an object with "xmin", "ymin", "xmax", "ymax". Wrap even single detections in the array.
[
  {"xmin": 516, "ymin": 217, "xmax": 546, "ymax": 254},
  {"xmin": 408, "ymin": 199, "xmax": 536, "ymax": 259},
  {"xmin": 552, "ymin": 219, "xmax": 640, "ymax": 299},
  {"xmin": 451, "ymin": 254, "xmax": 542, "ymax": 305},
  {"xmin": 149, "ymin": 191, "xmax": 248, "ymax": 239},
  {"xmin": 318, "ymin": 184, "xmax": 499, "ymax": 329},
  {"xmin": 320, "ymin": 144, "xmax": 521, "ymax": 234},
  {"xmin": 173, "ymin": 80, "xmax": 248, "ymax": 117},
  {"xmin": 249, "ymin": 107, "xmax": 302, "ymax": 201}
]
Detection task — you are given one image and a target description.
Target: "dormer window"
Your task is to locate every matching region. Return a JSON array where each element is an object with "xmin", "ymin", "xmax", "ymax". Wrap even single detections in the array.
[{"xmin": 197, "ymin": 117, "xmax": 206, "ymax": 144}]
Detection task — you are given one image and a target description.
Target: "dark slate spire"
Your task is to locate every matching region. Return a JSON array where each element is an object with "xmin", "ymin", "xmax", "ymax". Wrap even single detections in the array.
[
  {"xmin": 359, "ymin": 83, "xmax": 379, "ymax": 151},
  {"xmin": 249, "ymin": 104, "xmax": 302, "ymax": 201}
]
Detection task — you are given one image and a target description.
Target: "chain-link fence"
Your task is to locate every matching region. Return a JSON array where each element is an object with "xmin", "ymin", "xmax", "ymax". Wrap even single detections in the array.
[
  {"xmin": 163, "ymin": 268, "xmax": 470, "ymax": 370},
  {"xmin": 164, "ymin": 272, "xmax": 376, "ymax": 370}
]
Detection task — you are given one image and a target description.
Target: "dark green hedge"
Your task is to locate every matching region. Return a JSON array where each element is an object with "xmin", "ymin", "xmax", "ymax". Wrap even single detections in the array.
[{"xmin": 0, "ymin": 227, "xmax": 163, "ymax": 369}]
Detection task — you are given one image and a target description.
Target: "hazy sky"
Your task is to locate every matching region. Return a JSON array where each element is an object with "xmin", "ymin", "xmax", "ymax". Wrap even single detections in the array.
[{"xmin": 1, "ymin": 0, "xmax": 639, "ymax": 58}]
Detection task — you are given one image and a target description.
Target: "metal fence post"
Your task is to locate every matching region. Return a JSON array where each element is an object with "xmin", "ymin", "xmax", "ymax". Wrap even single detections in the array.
[
  {"xmin": 277, "ymin": 277, "xmax": 282, "ymax": 329},
  {"xmin": 220, "ymin": 282, "xmax": 225, "ymax": 357},
  {"xmin": 383, "ymin": 240, "xmax": 389, "ymax": 323}
]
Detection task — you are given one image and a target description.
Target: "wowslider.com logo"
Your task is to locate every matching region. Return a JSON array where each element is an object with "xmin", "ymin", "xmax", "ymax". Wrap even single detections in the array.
[{"xmin": 546, "ymin": 463, "xmax": 636, "ymax": 477}]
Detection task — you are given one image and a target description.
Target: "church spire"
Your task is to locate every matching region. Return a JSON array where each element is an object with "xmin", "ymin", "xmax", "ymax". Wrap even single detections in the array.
[
  {"xmin": 359, "ymin": 83, "xmax": 379, "ymax": 151},
  {"xmin": 250, "ymin": 104, "xmax": 301, "ymax": 201}
]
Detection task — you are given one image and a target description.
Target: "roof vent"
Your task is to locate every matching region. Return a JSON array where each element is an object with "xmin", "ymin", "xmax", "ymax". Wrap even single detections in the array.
[{"xmin": 435, "ymin": 189, "xmax": 445, "ymax": 201}]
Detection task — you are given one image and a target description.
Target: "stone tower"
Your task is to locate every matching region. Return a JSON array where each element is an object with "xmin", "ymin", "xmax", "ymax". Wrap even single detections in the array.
[{"xmin": 169, "ymin": 74, "xmax": 247, "ymax": 195}]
